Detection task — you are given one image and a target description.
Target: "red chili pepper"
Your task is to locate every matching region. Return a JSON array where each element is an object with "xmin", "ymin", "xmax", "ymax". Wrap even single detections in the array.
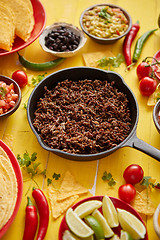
[
  {"xmin": 23, "ymin": 196, "xmax": 38, "ymax": 240},
  {"xmin": 123, "ymin": 21, "xmax": 140, "ymax": 69},
  {"xmin": 32, "ymin": 188, "xmax": 49, "ymax": 240}
]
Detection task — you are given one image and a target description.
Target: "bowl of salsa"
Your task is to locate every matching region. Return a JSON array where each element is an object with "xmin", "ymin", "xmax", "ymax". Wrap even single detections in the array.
[{"xmin": 0, "ymin": 75, "xmax": 21, "ymax": 118}]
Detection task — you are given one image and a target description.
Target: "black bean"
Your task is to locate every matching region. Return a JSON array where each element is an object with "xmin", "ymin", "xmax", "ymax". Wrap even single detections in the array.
[{"xmin": 45, "ymin": 26, "xmax": 81, "ymax": 52}]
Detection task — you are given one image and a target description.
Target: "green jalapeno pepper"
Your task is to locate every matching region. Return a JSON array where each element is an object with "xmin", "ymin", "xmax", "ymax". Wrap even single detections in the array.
[
  {"xmin": 17, "ymin": 53, "xmax": 65, "ymax": 71},
  {"xmin": 158, "ymin": 14, "xmax": 160, "ymax": 28},
  {"xmin": 132, "ymin": 28, "xmax": 158, "ymax": 63}
]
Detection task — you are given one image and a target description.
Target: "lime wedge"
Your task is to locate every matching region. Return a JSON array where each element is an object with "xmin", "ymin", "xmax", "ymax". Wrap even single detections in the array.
[
  {"xmin": 62, "ymin": 230, "xmax": 80, "ymax": 240},
  {"xmin": 117, "ymin": 208, "xmax": 146, "ymax": 239},
  {"xmin": 65, "ymin": 208, "xmax": 94, "ymax": 238},
  {"xmin": 62, "ymin": 230, "xmax": 94, "ymax": 240},
  {"xmin": 84, "ymin": 215, "xmax": 105, "ymax": 240},
  {"xmin": 74, "ymin": 200, "xmax": 102, "ymax": 218},
  {"xmin": 110, "ymin": 235, "xmax": 120, "ymax": 240},
  {"xmin": 92, "ymin": 209, "xmax": 114, "ymax": 238},
  {"xmin": 102, "ymin": 195, "xmax": 119, "ymax": 228},
  {"xmin": 120, "ymin": 230, "xmax": 133, "ymax": 240}
]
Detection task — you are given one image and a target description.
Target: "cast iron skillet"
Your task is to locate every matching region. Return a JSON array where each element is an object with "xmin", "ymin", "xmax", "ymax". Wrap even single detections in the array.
[{"xmin": 27, "ymin": 67, "xmax": 160, "ymax": 161}]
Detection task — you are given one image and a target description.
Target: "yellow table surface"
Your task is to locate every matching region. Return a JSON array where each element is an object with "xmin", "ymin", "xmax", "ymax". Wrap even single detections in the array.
[{"xmin": 0, "ymin": 0, "xmax": 160, "ymax": 239}]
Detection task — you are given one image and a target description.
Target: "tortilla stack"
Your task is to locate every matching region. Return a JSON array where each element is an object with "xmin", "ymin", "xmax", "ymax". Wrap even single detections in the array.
[{"xmin": 0, "ymin": 147, "xmax": 18, "ymax": 230}]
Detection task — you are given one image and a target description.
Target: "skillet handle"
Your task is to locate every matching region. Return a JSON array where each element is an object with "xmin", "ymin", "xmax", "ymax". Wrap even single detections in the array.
[{"xmin": 132, "ymin": 135, "xmax": 160, "ymax": 161}]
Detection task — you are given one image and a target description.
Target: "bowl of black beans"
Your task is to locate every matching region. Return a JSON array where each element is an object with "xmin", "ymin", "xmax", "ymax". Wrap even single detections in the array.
[{"xmin": 39, "ymin": 22, "xmax": 87, "ymax": 58}]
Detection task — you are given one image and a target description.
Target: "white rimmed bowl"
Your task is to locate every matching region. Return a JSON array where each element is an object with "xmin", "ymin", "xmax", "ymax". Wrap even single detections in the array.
[{"xmin": 39, "ymin": 22, "xmax": 87, "ymax": 58}]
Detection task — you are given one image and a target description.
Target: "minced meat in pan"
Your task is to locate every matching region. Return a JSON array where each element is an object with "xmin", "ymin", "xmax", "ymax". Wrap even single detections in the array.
[{"xmin": 33, "ymin": 79, "xmax": 131, "ymax": 154}]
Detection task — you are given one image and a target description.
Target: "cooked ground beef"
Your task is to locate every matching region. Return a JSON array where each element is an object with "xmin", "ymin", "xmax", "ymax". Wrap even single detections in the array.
[{"xmin": 33, "ymin": 79, "xmax": 132, "ymax": 154}]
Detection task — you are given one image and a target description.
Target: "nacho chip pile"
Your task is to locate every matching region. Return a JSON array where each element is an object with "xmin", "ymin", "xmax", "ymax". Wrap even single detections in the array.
[{"xmin": 48, "ymin": 171, "xmax": 88, "ymax": 219}]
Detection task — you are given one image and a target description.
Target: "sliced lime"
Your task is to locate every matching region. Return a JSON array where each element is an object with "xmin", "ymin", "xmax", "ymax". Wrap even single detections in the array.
[
  {"xmin": 110, "ymin": 235, "xmax": 120, "ymax": 240},
  {"xmin": 120, "ymin": 230, "xmax": 133, "ymax": 240},
  {"xmin": 102, "ymin": 195, "xmax": 119, "ymax": 228},
  {"xmin": 74, "ymin": 200, "xmax": 102, "ymax": 218},
  {"xmin": 117, "ymin": 208, "xmax": 146, "ymax": 239},
  {"xmin": 92, "ymin": 209, "xmax": 114, "ymax": 238},
  {"xmin": 65, "ymin": 208, "xmax": 94, "ymax": 238},
  {"xmin": 84, "ymin": 215, "xmax": 105, "ymax": 240}
]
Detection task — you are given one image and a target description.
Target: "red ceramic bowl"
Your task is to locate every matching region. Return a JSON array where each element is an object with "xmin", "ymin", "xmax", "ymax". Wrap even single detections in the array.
[
  {"xmin": 0, "ymin": 140, "xmax": 23, "ymax": 238},
  {"xmin": 58, "ymin": 195, "xmax": 148, "ymax": 240}
]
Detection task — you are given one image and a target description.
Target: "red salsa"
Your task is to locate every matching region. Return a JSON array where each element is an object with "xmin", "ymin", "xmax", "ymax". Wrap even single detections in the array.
[{"xmin": 0, "ymin": 81, "xmax": 18, "ymax": 115}]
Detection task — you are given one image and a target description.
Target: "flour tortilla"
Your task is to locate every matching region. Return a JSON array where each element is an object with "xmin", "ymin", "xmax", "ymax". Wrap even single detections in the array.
[{"xmin": 0, "ymin": 147, "xmax": 18, "ymax": 230}]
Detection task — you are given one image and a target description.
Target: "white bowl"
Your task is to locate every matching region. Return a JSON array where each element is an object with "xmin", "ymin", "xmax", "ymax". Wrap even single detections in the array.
[
  {"xmin": 153, "ymin": 204, "xmax": 160, "ymax": 238},
  {"xmin": 39, "ymin": 22, "xmax": 87, "ymax": 58}
]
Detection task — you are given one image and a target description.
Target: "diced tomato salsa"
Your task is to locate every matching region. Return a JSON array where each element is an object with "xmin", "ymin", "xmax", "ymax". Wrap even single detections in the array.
[{"xmin": 0, "ymin": 81, "xmax": 18, "ymax": 115}]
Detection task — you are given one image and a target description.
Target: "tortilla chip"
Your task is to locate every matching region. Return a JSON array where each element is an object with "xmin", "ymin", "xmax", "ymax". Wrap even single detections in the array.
[
  {"xmin": 48, "ymin": 186, "xmax": 79, "ymax": 219},
  {"xmin": 0, "ymin": 4, "xmax": 15, "ymax": 51},
  {"xmin": 0, "ymin": 0, "xmax": 34, "ymax": 51},
  {"xmin": 131, "ymin": 189, "xmax": 156, "ymax": 216},
  {"xmin": 20, "ymin": 0, "xmax": 33, "ymax": 14},
  {"xmin": 57, "ymin": 171, "xmax": 88, "ymax": 201},
  {"xmin": 83, "ymin": 50, "xmax": 115, "ymax": 68},
  {"xmin": 147, "ymin": 84, "xmax": 160, "ymax": 106},
  {"xmin": 0, "ymin": 0, "xmax": 34, "ymax": 42}
]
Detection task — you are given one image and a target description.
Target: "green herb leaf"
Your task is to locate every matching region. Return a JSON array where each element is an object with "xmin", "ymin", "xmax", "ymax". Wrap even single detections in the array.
[
  {"xmin": 17, "ymin": 152, "xmax": 40, "ymax": 177},
  {"xmin": 31, "ymin": 152, "xmax": 37, "ymax": 162},
  {"xmin": 32, "ymin": 72, "xmax": 47, "ymax": 87},
  {"xmin": 141, "ymin": 176, "xmax": 155, "ymax": 188},
  {"xmin": 102, "ymin": 171, "xmax": 112, "ymax": 181},
  {"xmin": 99, "ymin": 8, "xmax": 111, "ymax": 22},
  {"xmin": 108, "ymin": 178, "xmax": 116, "ymax": 187},
  {"xmin": 98, "ymin": 53, "xmax": 124, "ymax": 70},
  {"xmin": 27, "ymin": 167, "xmax": 37, "ymax": 176},
  {"xmin": 41, "ymin": 169, "xmax": 47, "ymax": 177},
  {"xmin": 102, "ymin": 171, "xmax": 116, "ymax": 186},
  {"xmin": 52, "ymin": 172, "xmax": 61, "ymax": 180},
  {"xmin": 0, "ymin": 87, "xmax": 7, "ymax": 98},
  {"xmin": 24, "ymin": 103, "xmax": 27, "ymax": 109},
  {"xmin": 47, "ymin": 178, "xmax": 52, "ymax": 186}
]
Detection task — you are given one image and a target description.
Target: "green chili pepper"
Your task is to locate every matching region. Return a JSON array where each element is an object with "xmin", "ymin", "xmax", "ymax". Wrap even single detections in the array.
[
  {"xmin": 158, "ymin": 14, "xmax": 160, "ymax": 28},
  {"xmin": 132, "ymin": 28, "xmax": 158, "ymax": 63},
  {"xmin": 17, "ymin": 53, "xmax": 65, "ymax": 71}
]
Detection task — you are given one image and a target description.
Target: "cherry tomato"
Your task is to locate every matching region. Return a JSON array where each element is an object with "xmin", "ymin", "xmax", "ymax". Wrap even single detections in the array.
[
  {"xmin": 139, "ymin": 76, "xmax": 157, "ymax": 96},
  {"xmin": 12, "ymin": 70, "xmax": 28, "ymax": 88},
  {"xmin": 123, "ymin": 164, "xmax": 144, "ymax": 185},
  {"xmin": 118, "ymin": 184, "xmax": 136, "ymax": 203},
  {"xmin": 136, "ymin": 62, "xmax": 152, "ymax": 80}
]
